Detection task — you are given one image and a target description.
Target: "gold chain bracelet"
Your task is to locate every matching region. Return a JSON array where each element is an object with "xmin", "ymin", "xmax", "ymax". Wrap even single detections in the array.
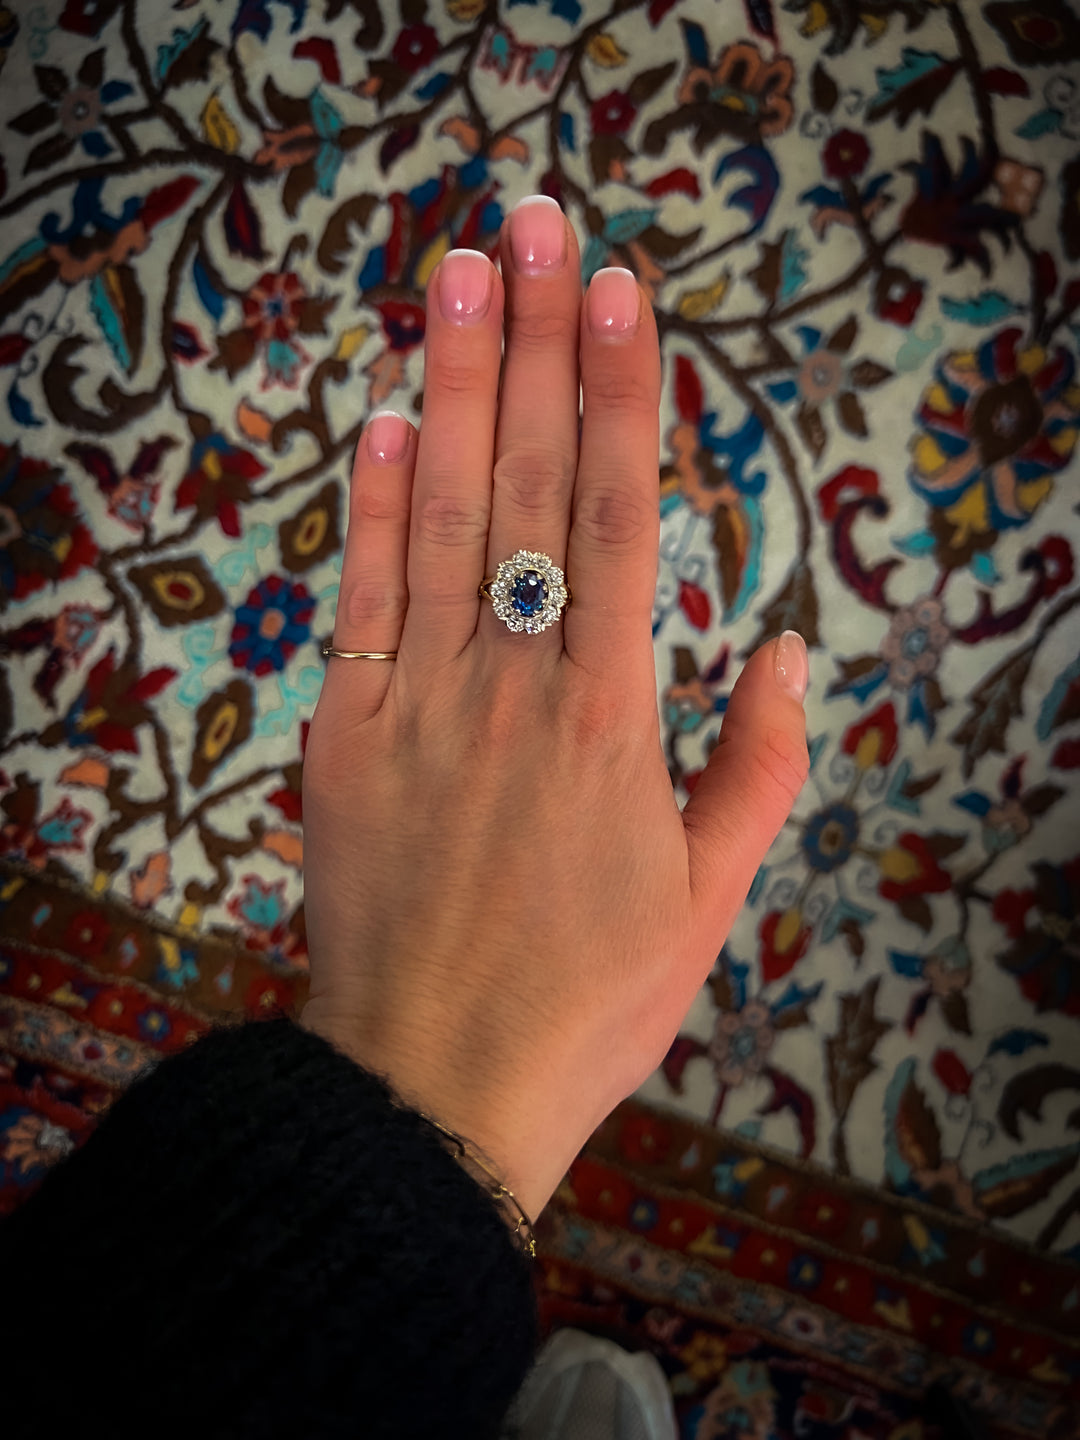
[{"xmin": 419, "ymin": 1111, "xmax": 537, "ymax": 1260}]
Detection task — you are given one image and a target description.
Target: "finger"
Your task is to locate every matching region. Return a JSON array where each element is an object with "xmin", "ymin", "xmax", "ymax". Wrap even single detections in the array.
[
  {"xmin": 682, "ymin": 632, "xmax": 810, "ymax": 935},
  {"xmin": 327, "ymin": 410, "xmax": 416, "ymax": 720},
  {"xmin": 564, "ymin": 269, "xmax": 661, "ymax": 691},
  {"xmin": 484, "ymin": 198, "xmax": 581, "ymax": 655},
  {"xmin": 400, "ymin": 249, "xmax": 504, "ymax": 669}
]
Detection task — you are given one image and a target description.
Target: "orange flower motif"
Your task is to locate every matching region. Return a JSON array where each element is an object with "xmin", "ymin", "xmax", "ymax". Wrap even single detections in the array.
[{"xmin": 676, "ymin": 43, "xmax": 794, "ymax": 140}]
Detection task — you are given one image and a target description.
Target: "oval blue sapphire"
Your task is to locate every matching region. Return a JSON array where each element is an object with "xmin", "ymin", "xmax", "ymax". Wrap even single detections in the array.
[{"xmin": 511, "ymin": 569, "xmax": 547, "ymax": 618}]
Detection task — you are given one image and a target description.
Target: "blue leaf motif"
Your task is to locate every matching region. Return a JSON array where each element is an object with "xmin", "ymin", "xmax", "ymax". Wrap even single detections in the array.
[
  {"xmin": 100, "ymin": 80, "xmax": 134, "ymax": 105},
  {"xmin": 800, "ymin": 184, "xmax": 846, "ymax": 210},
  {"xmin": 886, "ymin": 758, "xmax": 920, "ymax": 814},
  {"xmin": 681, "ymin": 20, "xmax": 710, "ymax": 65},
  {"xmin": 7, "ymin": 378, "xmax": 43, "ymax": 428},
  {"xmin": 988, "ymin": 1029, "xmax": 1050, "ymax": 1059},
  {"xmin": 1015, "ymin": 108, "xmax": 1062, "ymax": 140},
  {"xmin": 559, "ymin": 111, "xmax": 576, "ymax": 152},
  {"xmin": 580, "ymin": 234, "xmax": 609, "ymax": 286},
  {"xmin": 953, "ymin": 790, "xmax": 991, "ymax": 816},
  {"xmin": 193, "ymin": 255, "xmax": 225, "ymax": 322},
  {"xmin": 883, "ymin": 1057, "xmax": 918, "ymax": 1188},
  {"xmin": 89, "ymin": 270, "xmax": 131, "ymax": 372},
  {"xmin": 314, "ymin": 141, "xmax": 342, "ymax": 198},
  {"xmin": 727, "ymin": 956, "xmax": 750, "ymax": 1011},
  {"xmin": 714, "ymin": 146, "xmax": 779, "ymax": 234},
  {"xmin": 1036, "ymin": 655, "xmax": 1080, "ymax": 741},
  {"xmin": 81, "ymin": 129, "xmax": 111, "ymax": 159},
  {"xmin": 821, "ymin": 896, "xmax": 875, "ymax": 943},
  {"xmin": 155, "ymin": 20, "xmax": 210, "ymax": 86},
  {"xmin": 889, "ymin": 950, "xmax": 925, "ymax": 978},
  {"xmin": 940, "ymin": 292, "xmax": 1023, "ymax": 324},
  {"xmin": 603, "ymin": 208, "xmax": 658, "ymax": 244},
  {"xmin": 310, "ymin": 86, "xmax": 343, "ymax": 140},
  {"xmin": 413, "ymin": 72, "xmax": 451, "ymax": 101},
  {"xmin": 970, "ymin": 551, "xmax": 1000, "ymax": 586},
  {"xmin": 893, "ymin": 530, "xmax": 936, "ymax": 557},
  {"xmin": 770, "ymin": 980, "xmax": 824, "ymax": 1020},
  {"xmin": 868, "ymin": 48, "xmax": 950, "ymax": 110},
  {"xmin": 972, "ymin": 1144, "xmax": 1080, "ymax": 1199},
  {"xmin": 779, "ymin": 229, "xmax": 809, "ymax": 301}
]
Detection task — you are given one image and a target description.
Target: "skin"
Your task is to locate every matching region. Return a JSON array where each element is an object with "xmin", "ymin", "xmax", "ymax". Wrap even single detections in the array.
[{"xmin": 300, "ymin": 203, "xmax": 810, "ymax": 1224}]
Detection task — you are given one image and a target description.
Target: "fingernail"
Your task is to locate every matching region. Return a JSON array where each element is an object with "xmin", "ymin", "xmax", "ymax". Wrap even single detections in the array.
[
  {"xmin": 587, "ymin": 267, "xmax": 640, "ymax": 341},
  {"xmin": 438, "ymin": 248, "xmax": 493, "ymax": 324},
  {"xmin": 775, "ymin": 631, "xmax": 808, "ymax": 702},
  {"xmin": 367, "ymin": 410, "xmax": 409, "ymax": 465},
  {"xmin": 510, "ymin": 195, "xmax": 566, "ymax": 275}
]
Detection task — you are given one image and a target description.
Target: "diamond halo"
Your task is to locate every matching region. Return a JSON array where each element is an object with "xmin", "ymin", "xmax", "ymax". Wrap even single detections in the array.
[{"xmin": 480, "ymin": 549, "xmax": 571, "ymax": 635}]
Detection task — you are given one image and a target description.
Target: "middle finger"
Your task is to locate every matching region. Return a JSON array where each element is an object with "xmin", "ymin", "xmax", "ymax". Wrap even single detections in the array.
[{"xmin": 483, "ymin": 197, "xmax": 582, "ymax": 656}]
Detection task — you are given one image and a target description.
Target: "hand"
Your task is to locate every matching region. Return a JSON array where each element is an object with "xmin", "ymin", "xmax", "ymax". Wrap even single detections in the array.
[{"xmin": 301, "ymin": 197, "xmax": 809, "ymax": 1223}]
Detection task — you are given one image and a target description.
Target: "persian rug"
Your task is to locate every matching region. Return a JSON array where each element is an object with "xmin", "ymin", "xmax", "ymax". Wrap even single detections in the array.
[{"xmin": 2, "ymin": 0, "xmax": 1079, "ymax": 1433}]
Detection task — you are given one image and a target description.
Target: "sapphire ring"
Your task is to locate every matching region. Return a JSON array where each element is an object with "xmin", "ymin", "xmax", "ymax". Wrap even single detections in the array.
[{"xmin": 479, "ymin": 549, "xmax": 572, "ymax": 635}]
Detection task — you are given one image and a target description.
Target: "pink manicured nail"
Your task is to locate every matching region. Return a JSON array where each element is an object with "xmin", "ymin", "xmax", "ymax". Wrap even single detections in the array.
[
  {"xmin": 510, "ymin": 195, "xmax": 567, "ymax": 275},
  {"xmin": 367, "ymin": 410, "xmax": 409, "ymax": 464},
  {"xmin": 438, "ymin": 249, "xmax": 493, "ymax": 324},
  {"xmin": 587, "ymin": 268, "xmax": 640, "ymax": 340},
  {"xmin": 775, "ymin": 631, "xmax": 809, "ymax": 702}
]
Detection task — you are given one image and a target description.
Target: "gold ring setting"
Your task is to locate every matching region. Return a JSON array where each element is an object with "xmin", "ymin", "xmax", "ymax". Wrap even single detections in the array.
[{"xmin": 477, "ymin": 549, "xmax": 571, "ymax": 635}]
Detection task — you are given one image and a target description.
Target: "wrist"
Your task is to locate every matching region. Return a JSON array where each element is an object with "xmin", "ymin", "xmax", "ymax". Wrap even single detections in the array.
[{"xmin": 299, "ymin": 997, "xmax": 562, "ymax": 1223}]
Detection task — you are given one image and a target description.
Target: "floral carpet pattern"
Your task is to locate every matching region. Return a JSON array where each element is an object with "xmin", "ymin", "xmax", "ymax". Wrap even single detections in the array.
[{"xmin": 1, "ymin": 0, "xmax": 1079, "ymax": 1433}]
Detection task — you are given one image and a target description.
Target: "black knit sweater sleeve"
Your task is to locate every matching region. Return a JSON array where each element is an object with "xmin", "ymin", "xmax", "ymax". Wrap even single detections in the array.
[{"xmin": 0, "ymin": 1017, "xmax": 541, "ymax": 1440}]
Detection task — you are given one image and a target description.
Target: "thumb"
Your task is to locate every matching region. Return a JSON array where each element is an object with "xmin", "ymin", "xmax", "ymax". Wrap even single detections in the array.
[{"xmin": 681, "ymin": 631, "xmax": 809, "ymax": 931}]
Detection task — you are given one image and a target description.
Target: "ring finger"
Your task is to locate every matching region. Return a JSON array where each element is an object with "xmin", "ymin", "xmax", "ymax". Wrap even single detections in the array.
[{"xmin": 326, "ymin": 409, "xmax": 418, "ymax": 720}]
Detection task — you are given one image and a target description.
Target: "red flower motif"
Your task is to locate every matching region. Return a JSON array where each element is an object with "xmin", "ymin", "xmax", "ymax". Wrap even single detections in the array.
[
  {"xmin": 175, "ymin": 433, "xmax": 268, "ymax": 538},
  {"xmin": 86, "ymin": 984, "xmax": 145, "ymax": 1039},
  {"xmin": 392, "ymin": 23, "xmax": 439, "ymax": 73},
  {"xmin": 0, "ymin": 445, "xmax": 97, "ymax": 603},
  {"xmin": 619, "ymin": 1113, "xmax": 672, "ymax": 1165},
  {"xmin": 591, "ymin": 90, "xmax": 637, "ymax": 135},
  {"xmin": 992, "ymin": 857, "xmax": 1080, "ymax": 1017},
  {"xmin": 63, "ymin": 909, "xmax": 111, "ymax": 959},
  {"xmin": 758, "ymin": 908, "xmax": 812, "ymax": 984},
  {"xmin": 376, "ymin": 298, "xmax": 426, "ymax": 353},
  {"xmin": 245, "ymin": 974, "xmax": 297, "ymax": 1016},
  {"xmin": 878, "ymin": 832, "xmax": 952, "ymax": 901},
  {"xmin": 992, "ymin": 886, "xmax": 1035, "ymax": 939},
  {"xmin": 794, "ymin": 1188, "xmax": 850, "ymax": 1239},
  {"xmin": 823, "ymin": 129, "xmax": 870, "ymax": 179},
  {"xmin": 44, "ymin": 647, "xmax": 176, "ymax": 754},
  {"xmin": 241, "ymin": 271, "xmax": 306, "ymax": 344},
  {"xmin": 933, "ymin": 1048, "xmax": 972, "ymax": 1096},
  {"xmin": 842, "ymin": 701, "xmax": 899, "ymax": 769},
  {"xmin": 874, "ymin": 266, "xmax": 925, "ymax": 327}
]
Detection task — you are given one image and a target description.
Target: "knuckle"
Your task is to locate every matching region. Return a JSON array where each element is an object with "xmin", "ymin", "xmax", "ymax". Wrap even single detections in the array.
[
  {"xmin": 413, "ymin": 491, "xmax": 490, "ymax": 549},
  {"xmin": 353, "ymin": 483, "xmax": 410, "ymax": 526},
  {"xmin": 507, "ymin": 303, "xmax": 579, "ymax": 352},
  {"xmin": 493, "ymin": 447, "xmax": 575, "ymax": 512},
  {"xmin": 559, "ymin": 662, "xmax": 622, "ymax": 749},
  {"xmin": 751, "ymin": 727, "xmax": 810, "ymax": 806},
  {"xmin": 424, "ymin": 356, "xmax": 492, "ymax": 401},
  {"xmin": 573, "ymin": 486, "xmax": 653, "ymax": 547},
  {"xmin": 583, "ymin": 364, "xmax": 658, "ymax": 413},
  {"xmin": 342, "ymin": 576, "xmax": 408, "ymax": 628}
]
